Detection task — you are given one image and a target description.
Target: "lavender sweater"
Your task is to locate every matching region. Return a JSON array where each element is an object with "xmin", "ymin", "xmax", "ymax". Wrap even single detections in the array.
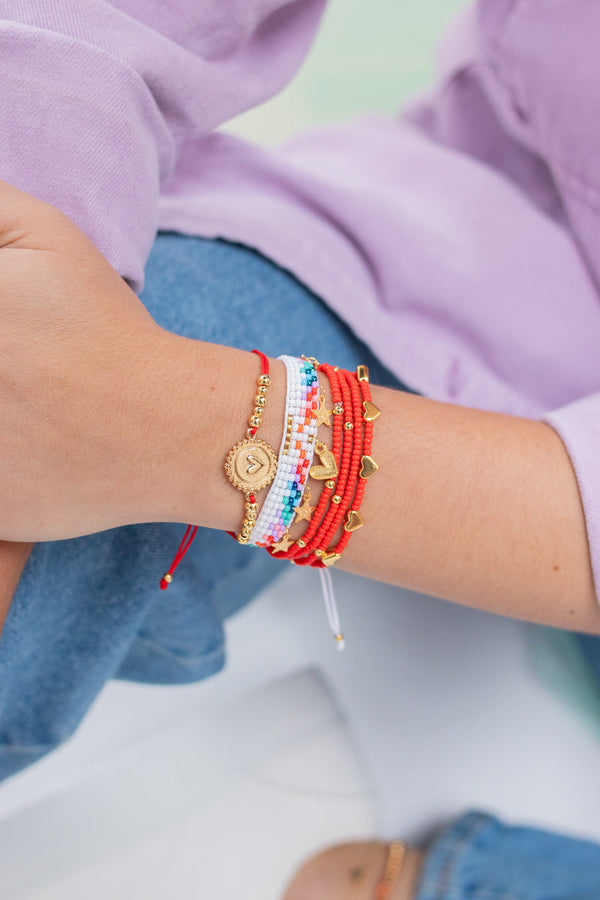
[{"xmin": 2, "ymin": 0, "xmax": 600, "ymax": 601}]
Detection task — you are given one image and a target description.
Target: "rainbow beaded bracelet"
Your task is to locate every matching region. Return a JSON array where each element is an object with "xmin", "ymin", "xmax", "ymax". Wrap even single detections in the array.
[{"xmin": 250, "ymin": 355, "xmax": 320, "ymax": 547}]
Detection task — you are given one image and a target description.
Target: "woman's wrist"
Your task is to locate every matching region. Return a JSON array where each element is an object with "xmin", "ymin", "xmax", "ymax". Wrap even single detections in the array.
[
  {"xmin": 129, "ymin": 332, "xmax": 334, "ymax": 541},
  {"xmin": 127, "ymin": 330, "xmax": 289, "ymax": 531}
]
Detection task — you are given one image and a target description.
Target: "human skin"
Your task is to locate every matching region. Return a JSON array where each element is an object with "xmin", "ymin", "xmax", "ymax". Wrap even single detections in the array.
[
  {"xmin": 0, "ymin": 179, "xmax": 598, "ymax": 637},
  {"xmin": 0, "ymin": 542, "xmax": 32, "ymax": 635},
  {"xmin": 282, "ymin": 842, "xmax": 424, "ymax": 900}
]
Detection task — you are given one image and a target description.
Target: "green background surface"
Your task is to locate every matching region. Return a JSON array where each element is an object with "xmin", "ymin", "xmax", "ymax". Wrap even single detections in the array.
[{"xmin": 230, "ymin": 0, "xmax": 467, "ymax": 144}]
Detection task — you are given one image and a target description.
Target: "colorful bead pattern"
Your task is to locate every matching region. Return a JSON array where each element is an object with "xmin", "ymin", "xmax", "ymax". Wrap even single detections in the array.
[
  {"xmin": 249, "ymin": 355, "xmax": 319, "ymax": 547},
  {"xmin": 283, "ymin": 363, "xmax": 344, "ymax": 561}
]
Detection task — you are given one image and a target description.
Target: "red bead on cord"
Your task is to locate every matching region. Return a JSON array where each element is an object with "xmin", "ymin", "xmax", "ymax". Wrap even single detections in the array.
[
  {"xmin": 275, "ymin": 363, "xmax": 343, "ymax": 561},
  {"xmin": 298, "ymin": 367, "xmax": 365, "ymax": 565},
  {"xmin": 294, "ymin": 366, "xmax": 360, "ymax": 566},
  {"xmin": 160, "ymin": 349, "xmax": 269, "ymax": 590}
]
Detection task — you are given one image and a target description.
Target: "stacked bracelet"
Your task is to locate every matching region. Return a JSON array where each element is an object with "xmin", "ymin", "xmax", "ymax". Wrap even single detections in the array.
[{"xmin": 159, "ymin": 353, "xmax": 380, "ymax": 609}]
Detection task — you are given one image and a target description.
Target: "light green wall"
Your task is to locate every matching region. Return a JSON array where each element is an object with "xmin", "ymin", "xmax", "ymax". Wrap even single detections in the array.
[{"xmin": 229, "ymin": 0, "xmax": 467, "ymax": 144}]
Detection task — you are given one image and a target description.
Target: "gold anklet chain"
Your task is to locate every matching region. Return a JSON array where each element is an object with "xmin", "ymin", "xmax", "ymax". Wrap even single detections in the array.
[{"xmin": 374, "ymin": 842, "xmax": 406, "ymax": 900}]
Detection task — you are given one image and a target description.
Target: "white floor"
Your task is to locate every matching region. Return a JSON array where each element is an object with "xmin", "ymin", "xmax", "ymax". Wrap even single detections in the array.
[{"xmin": 1, "ymin": 571, "xmax": 600, "ymax": 899}]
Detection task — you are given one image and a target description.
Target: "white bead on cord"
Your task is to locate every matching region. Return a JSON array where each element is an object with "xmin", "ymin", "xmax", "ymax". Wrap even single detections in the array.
[{"xmin": 248, "ymin": 355, "xmax": 319, "ymax": 546}]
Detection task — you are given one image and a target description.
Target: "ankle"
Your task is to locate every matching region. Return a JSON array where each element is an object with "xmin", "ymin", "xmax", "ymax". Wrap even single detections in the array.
[{"xmin": 282, "ymin": 842, "xmax": 425, "ymax": 900}]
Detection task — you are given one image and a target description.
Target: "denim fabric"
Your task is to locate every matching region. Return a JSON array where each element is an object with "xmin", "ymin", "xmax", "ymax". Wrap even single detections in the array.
[
  {"xmin": 0, "ymin": 233, "xmax": 403, "ymax": 782},
  {"xmin": 418, "ymin": 811, "xmax": 600, "ymax": 898}
]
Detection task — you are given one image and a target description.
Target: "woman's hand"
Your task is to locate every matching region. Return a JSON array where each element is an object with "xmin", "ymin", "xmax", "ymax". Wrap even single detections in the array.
[{"xmin": 0, "ymin": 180, "xmax": 174, "ymax": 540}]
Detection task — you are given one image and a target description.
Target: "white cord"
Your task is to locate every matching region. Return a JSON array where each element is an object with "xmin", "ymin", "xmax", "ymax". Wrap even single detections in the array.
[{"xmin": 319, "ymin": 567, "xmax": 345, "ymax": 651}]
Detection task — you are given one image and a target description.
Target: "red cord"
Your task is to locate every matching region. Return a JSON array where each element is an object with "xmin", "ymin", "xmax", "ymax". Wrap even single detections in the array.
[
  {"xmin": 160, "ymin": 349, "xmax": 268, "ymax": 590},
  {"xmin": 160, "ymin": 524, "xmax": 198, "ymax": 589}
]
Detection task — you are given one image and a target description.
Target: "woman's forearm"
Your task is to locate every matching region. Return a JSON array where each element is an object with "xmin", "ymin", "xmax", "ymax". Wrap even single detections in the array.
[
  {"xmin": 6, "ymin": 182, "xmax": 596, "ymax": 637},
  {"xmin": 341, "ymin": 387, "xmax": 599, "ymax": 633},
  {"xmin": 147, "ymin": 334, "xmax": 598, "ymax": 634}
]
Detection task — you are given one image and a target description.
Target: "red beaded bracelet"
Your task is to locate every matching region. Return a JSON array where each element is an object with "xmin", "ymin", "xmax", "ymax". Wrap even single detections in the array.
[
  {"xmin": 299, "ymin": 366, "xmax": 366, "ymax": 566},
  {"xmin": 274, "ymin": 362, "xmax": 380, "ymax": 570}
]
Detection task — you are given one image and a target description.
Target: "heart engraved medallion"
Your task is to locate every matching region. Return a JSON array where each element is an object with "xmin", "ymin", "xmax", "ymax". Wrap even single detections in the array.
[
  {"xmin": 246, "ymin": 455, "xmax": 264, "ymax": 475},
  {"xmin": 309, "ymin": 441, "xmax": 338, "ymax": 481},
  {"xmin": 225, "ymin": 439, "xmax": 277, "ymax": 493}
]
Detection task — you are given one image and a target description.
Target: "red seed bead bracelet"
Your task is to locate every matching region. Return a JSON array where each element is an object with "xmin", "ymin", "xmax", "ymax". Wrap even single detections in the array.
[
  {"xmin": 291, "ymin": 364, "xmax": 380, "ymax": 567},
  {"xmin": 327, "ymin": 365, "xmax": 380, "ymax": 559},
  {"xmin": 297, "ymin": 366, "xmax": 366, "ymax": 566}
]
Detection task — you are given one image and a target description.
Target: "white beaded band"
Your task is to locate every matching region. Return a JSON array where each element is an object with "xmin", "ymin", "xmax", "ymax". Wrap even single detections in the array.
[{"xmin": 249, "ymin": 356, "xmax": 320, "ymax": 547}]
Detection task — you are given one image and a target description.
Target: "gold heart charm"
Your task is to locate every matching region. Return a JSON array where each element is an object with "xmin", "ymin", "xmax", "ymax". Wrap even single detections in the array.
[
  {"xmin": 360, "ymin": 455, "xmax": 379, "ymax": 479},
  {"xmin": 362, "ymin": 400, "xmax": 381, "ymax": 422},
  {"xmin": 309, "ymin": 441, "xmax": 338, "ymax": 481},
  {"xmin": 344, "ymin": 510, "xmax": 364, "ymax": 533},
  {"xmin": 322, "ymin": 552, "xmax": 342, "ymax": 567}
]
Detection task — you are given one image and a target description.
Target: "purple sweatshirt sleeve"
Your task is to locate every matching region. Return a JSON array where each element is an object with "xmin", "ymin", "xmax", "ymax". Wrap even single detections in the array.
[
  {"xmin": 0, "ymin": 0, "xmax": 325, "ymax": 288},
  {"xmin": 540, "ymin": 399, "xmax": 600, "ymax": 604}
]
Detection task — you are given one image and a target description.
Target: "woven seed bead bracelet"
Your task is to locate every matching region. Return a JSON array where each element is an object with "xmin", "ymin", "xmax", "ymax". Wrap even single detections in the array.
[
  {"xmin": 278, "ymin": 363, "xmax": 344, "ymax": 560},
  {"xmin": 249, "ymin": 355, "xmax": 319, "ymax": 548}
]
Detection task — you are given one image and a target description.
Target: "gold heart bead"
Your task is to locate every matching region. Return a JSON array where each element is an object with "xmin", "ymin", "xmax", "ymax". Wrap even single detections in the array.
[
  {"xmin": 344, "ymin": 510, "xmax": 364, "ymax": 532},
  {"xmin": 360, "ymin": 455, "xmax": 379, "ymax": 479},
  {"xmin": 309, "ymin": 442, "xmax": 338, "ymax": 480},
  {"xmin": 322, "ymin": 552, "xmax": 342, "ymax": 567},
  {"xmin": 362, "ymin": 400, "xmax": 381, "ymax": 422}
]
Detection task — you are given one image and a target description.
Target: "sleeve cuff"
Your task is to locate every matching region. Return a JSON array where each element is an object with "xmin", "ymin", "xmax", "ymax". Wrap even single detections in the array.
[{"xmin": 541, "ymin": 392, "xmax": 600, "ymax": 606}]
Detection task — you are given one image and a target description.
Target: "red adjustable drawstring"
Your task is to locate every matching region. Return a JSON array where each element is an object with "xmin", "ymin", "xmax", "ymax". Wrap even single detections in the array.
[
  {"xmin": 160, "ymin": 524, "xmax": 198, "ymax": 590},
  {"xmin": 160, "ymin": 349, "xmax": 268, "ymax": 591}
]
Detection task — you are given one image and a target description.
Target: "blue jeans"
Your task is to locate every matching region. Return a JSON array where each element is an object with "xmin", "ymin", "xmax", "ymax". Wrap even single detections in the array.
[
  {"xmin": 0, "ymin": 233, "xmax": 599, "ymax": 894},
  {"xmin": 418, "ymin": 811, "xmax": 600, "ymax": 898}
]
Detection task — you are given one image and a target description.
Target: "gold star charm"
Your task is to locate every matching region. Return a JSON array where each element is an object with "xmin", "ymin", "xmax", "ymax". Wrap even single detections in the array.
[
  {"xmin": 271, "ymin": 531, "xmax": 294, "ymax": 553},
  {"xmin": 294, "ymin": 486, "xmax": 315, "ymax": 523},
  {"xmin": 314, "ymin": 391, "xmax": 332, "ymax": 427}
]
